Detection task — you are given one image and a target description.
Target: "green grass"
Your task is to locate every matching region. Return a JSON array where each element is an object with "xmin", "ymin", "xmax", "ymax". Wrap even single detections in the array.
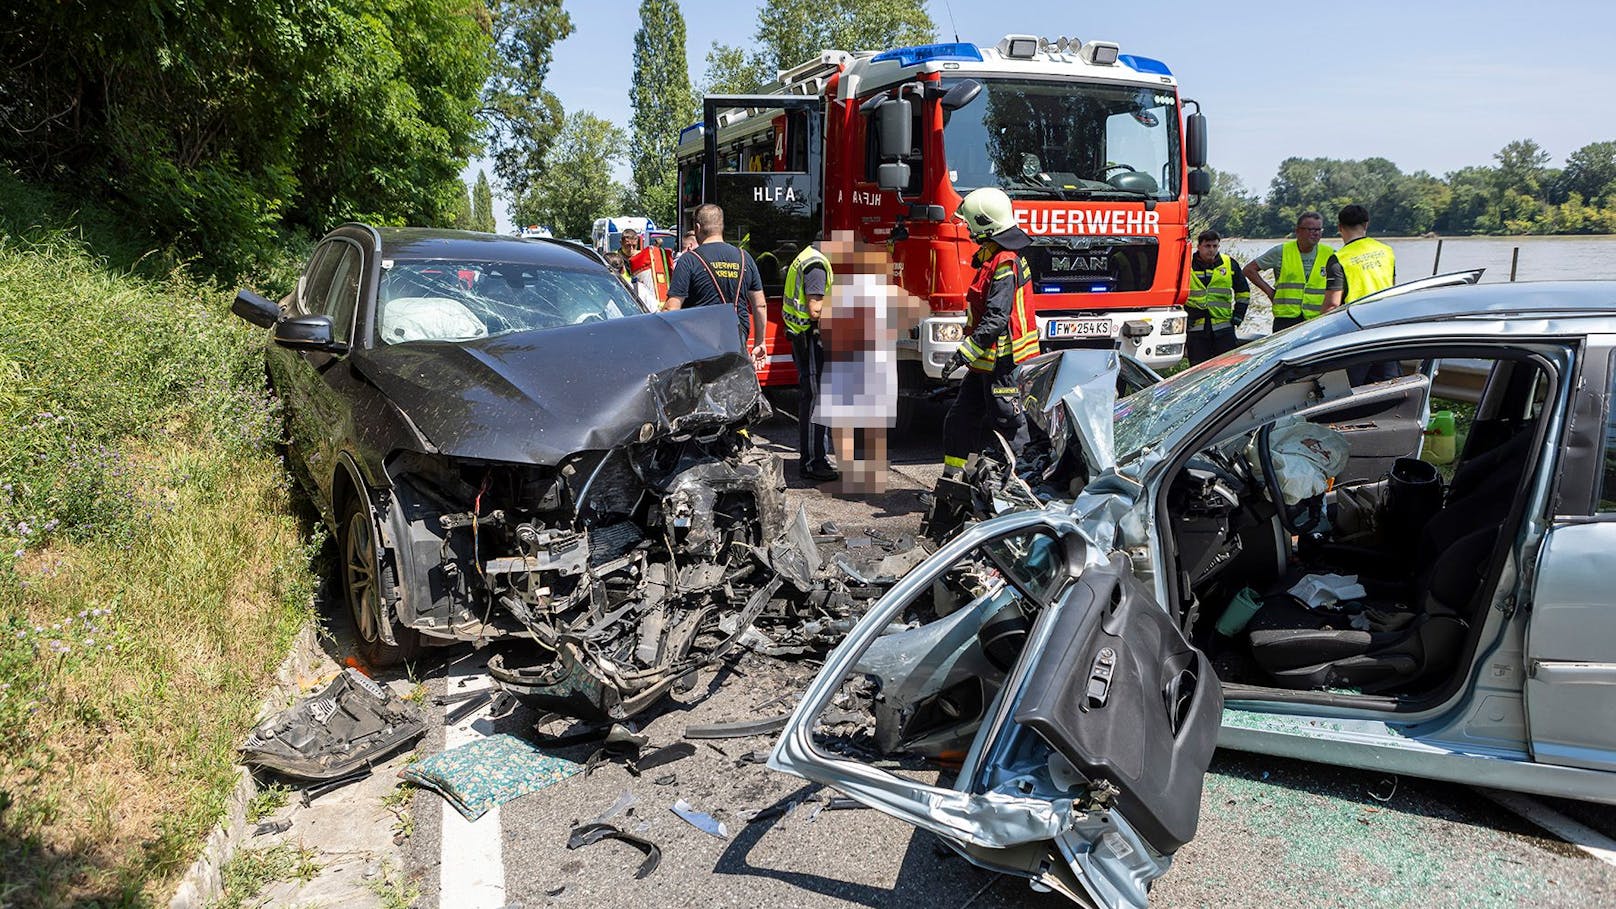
[
  {"xmin": 213, "ymin": 844, "xmax": 320, "ymax": 909},
  {"xmin": 0, "ymin": 170, "xmax": 317, "ymax": 906},
  {"xmin": 244, "ymin": 785, "xmax": 291, "ymax": 825},
  {"xmin": 365, "ymin": 861, "xmax": 420, "ymax": 909}
]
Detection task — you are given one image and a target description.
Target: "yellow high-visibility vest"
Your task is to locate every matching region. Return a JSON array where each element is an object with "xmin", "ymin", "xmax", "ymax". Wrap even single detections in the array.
[
  {"xmin": 1337, "ymin": 237, "xmax": 1395, "ymax": 304},
  {"xmin": 782, "ymin": 245, "xmax": 832, "ymax": 336},
  {"xmin": 1273, "ymin": 241, "xmax": 1336, "ymax": 319},
  {"xmin": 1187, "ymin": 254, "xmax": 1248, "ymax": 325}
]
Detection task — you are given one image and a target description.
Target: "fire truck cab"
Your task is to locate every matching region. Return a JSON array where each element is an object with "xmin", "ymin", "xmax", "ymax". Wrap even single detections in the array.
[{"xmin": 675, "ymin": 34, "xmax": 1209, "ymax": 388}]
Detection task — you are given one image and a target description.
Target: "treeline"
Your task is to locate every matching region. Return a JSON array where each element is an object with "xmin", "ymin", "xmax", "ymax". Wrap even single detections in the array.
[
  {"xmin": 0, "ymin": 0, "xmax": 571, "ymax": 280},
  {"xmin": 1199, "ymin": 139, "xmax": 1616, "ymax": 237}
]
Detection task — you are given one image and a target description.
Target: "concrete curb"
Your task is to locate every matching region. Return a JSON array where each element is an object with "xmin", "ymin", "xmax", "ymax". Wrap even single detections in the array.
[{"xmin": 166, "ymin": 624, "xmax": 324, "ymax": 909}]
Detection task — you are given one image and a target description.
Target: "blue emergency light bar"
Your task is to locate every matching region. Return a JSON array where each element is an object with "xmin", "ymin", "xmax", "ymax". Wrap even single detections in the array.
[
  {"xmin": 1119, "ymin": 55, "xmax": 1172, "ymax": 76},
  {"xmin": 870, "ymin": 43, "xmax": 984, "ymax": 67}
]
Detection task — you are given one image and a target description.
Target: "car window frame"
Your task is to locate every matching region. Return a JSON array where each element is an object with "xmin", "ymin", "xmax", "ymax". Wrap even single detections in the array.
[
  {"xmin": 297, "ymin": 241, "xmax": 342, "ymax": 316},
  {"xmin": 319, "ymin": 241, "xmax": 365, "ymax": 345}
]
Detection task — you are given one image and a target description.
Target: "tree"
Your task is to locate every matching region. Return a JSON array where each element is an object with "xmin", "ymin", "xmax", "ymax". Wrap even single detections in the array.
[
  {"xmin": 631, "ymin": 1, "xmax": 694, "ymax": 225},
  {"xmin": 0, "ymin": 0, "xmax": 495, "ymax": 278},
  {"xmin": 1493, "ymin": 139, "xmax": 1551, "ymax": 201},
  {"xmin": 700, "ymin": 0, "xmax": 934, "ymax": 97},
  {"xmin": 451, "ymin": 182, "xmax": 474, "ymax": 229},
  {"xmin": 472, "ymin": 170, "xmax": 497, "ymax": 232},
  {"xmin": 480, "ymin": 0, "xmax": 575, "ymax": 203},
  {"xmin": 1558, "ymin": 141, "xmax": 1616, "ymax": 204},
  {"xmin": 513, "ymin": 111, "xmax": 629, "ymax": 239},
  {"xmin": 1189, "ymin": 169, "xmax": 1264, "ymax": 238},
  {"xmin": 699, "ymin": 42, "xmax": 766, "ymax": 95}
]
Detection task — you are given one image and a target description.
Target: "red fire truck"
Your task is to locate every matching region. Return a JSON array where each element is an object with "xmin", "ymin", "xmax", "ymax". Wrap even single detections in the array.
[{"xmin": 674, "ymin": 34, "xmax": 1209, "ymax": 390}]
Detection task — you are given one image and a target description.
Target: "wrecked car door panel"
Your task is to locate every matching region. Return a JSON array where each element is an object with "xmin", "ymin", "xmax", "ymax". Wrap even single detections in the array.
[
  {"xmin": 771, "ymin": 511, "xmax": 1221, "ymax": 908},
  {"xmin": 1293, "ymin": 371, "xmax": 1433, "ymax": 484}
]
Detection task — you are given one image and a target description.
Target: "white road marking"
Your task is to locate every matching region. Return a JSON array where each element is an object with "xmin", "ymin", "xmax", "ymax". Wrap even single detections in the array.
[
  {"xmin": 1480, "ymin": 788, "xmax": 1616, "ymax": 868},
  {"xmin": 438, "ymin": 666, "xmax": 506, "ymax": 908}
]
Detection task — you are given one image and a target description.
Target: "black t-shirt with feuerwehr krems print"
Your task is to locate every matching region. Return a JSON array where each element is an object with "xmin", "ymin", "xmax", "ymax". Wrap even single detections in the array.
[{"xmin": 668, "ymin": 241, "xmax": 763, "ymax": 339}]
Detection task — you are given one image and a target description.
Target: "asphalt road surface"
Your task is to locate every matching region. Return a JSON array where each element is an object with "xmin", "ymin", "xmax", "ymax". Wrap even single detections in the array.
[{"xmin": 308, "ymin": 402, "xmax": 1616, "ymax": 909}]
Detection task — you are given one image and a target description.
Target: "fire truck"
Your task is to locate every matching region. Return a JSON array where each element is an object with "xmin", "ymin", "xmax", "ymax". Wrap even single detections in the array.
[{"xmin": 674, "ymin": 34, "xmax": 1210, "ymax": 391}]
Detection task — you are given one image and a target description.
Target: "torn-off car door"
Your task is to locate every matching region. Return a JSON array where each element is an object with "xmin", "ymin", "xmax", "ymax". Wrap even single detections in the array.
[{"xmin": 770, "ymin": 507, "xmax": 1221, "ymax": 908}]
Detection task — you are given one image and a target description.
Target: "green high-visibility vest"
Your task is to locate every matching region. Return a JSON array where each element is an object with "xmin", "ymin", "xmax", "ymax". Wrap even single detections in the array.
[
  {"xmin": 1337, "ymin": 237, "xmax": 1395, "ymax": 304},
  {"xmin": 1187, "ymin": 254, "xmax": 1247, "ymax": 325},
  {"xmin": 1273, "ymin": 241, "xmax": 1336, "ymax": 319},
  {"xmin": 782, "ymin": 245, "xmax": 832, "ymax": 336}
]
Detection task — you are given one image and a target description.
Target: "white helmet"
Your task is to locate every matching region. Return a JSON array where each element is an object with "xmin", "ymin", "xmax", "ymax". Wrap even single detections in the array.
[{"xmin": 956, "ymin": 187, "xmax": 1030, "ymax": 249}]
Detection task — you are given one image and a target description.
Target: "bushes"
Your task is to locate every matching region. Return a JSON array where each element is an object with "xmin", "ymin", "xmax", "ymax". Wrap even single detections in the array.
[{"xmin": 0, "ymin": 178, "xmax": 317, "ymax": 906}]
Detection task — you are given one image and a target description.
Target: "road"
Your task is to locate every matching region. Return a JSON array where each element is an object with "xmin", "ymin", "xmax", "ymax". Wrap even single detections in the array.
[{"xmin": 257, "ymin": 402, "xmax": 1616, "ymax": 909}]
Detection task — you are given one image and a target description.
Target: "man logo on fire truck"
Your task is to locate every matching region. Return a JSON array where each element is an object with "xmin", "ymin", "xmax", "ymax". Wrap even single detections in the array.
[{"xmin": 675, "ymin": 33, "xmax": 1210, "ymax": 396}]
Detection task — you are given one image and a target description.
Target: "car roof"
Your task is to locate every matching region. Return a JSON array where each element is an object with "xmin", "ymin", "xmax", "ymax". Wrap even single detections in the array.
[
  {"xmin": 362, "ymin": 226, "xmax": 608, "ymax": 268},
  {"xmin": 1349, "ymin": 279, "xmax": 1616, "ymax": 329}
]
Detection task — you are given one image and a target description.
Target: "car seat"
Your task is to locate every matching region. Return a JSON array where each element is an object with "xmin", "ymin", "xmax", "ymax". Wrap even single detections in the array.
[{"xmin": 1242, "ymin": 426, "xmax": 1534, "ymax": 691}]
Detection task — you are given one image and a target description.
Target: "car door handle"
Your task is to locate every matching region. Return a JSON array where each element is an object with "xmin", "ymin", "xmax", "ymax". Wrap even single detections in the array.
[{"xmin": 1530, "ymin": 660, "xmax": 1616, "ymax": 684}]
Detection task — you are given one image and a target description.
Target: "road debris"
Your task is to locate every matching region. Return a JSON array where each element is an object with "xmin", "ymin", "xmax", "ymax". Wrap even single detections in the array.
[
  {"xmin": 240, "ymin": 668, "xmax": 425, "ymax": 783},
  {"xmin": 670, "ymin": 799, "xmax": 729, "ymax": 839},
  {"xmin": 566, "ymin": 822, "xmax": 662, "ymax": 879},
  {"xmin": 401, "ymin": 733, "xmax": 581, "ymax": 821}
]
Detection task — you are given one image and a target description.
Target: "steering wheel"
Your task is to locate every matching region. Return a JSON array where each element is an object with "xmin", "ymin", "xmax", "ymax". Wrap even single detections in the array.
[{"xmin": 1101, "ymin": 163, "xmax": 1138, "ymax": 177}]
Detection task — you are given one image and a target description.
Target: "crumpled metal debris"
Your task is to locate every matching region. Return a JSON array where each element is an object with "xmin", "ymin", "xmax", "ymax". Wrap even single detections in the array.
[
  {"xmin": 567, "ymin": 821, "xmax": 662, "ymax": 879},
  {"xmin": 240, "ymin": 669, "xmax": 425, "ymax": 782}
]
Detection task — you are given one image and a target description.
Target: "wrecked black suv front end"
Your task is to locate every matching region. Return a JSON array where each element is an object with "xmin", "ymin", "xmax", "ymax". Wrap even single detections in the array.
[{"xmin": 353, "ymin": 306, "xmax": 822, "ymax": 720}]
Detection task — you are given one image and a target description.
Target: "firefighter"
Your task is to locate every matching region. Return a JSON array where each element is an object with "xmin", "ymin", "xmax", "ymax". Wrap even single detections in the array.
[
  {"xmin": 938, "ymin": 187, "xmax": 1038, "ymax": 478},
  {"xmin": 782, "ymin": 240, "xmax": 837, "ymax": 483},
  {"xmin": 1185, "ymin": 229, "xmax": 1251, "ymax": 364}
]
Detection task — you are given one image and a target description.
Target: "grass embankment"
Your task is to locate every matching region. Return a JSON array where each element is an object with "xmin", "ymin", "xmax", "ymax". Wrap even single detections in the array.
[{"xmin": 0, "ymin": 173, "xmax": 317, "ymax": 907}]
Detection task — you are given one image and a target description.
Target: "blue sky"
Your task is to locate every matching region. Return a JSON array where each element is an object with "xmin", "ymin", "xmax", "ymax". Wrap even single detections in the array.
[{"xmin": 468, "ymin": 0, "xmax": 1616, "ymax": 230}]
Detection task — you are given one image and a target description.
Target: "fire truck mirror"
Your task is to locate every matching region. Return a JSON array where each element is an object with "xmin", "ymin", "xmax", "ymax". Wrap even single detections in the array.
[
  {"xmin": 877, "ymin": 98, "xmax": 913, "ymax": 160},
  {"xmin": 908, "ymin": 204, "xmax": 947, "ymax": 222},
  {"xmin": 1187, "ymin": 169, "xmax": 1211, "ymax": 197},
  {"xmin": 877, "ymin": 162, "xmax": 912, "ymax": 192},
  {"xmin": 1186, "ymin": 113, "xmax": 1209, "ymax": 169},
  {"xmin": 939, "ymin": 79, "xmax": 983, "ymax": 112}
]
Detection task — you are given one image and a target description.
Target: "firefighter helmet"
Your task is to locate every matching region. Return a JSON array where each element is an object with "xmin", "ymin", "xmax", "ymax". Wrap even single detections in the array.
[{"xmin": 956, "ymin": 187, "xmax": 1030, "ymax": 250}]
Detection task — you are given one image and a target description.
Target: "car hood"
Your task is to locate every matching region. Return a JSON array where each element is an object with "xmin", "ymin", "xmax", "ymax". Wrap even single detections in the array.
[{"xmin": 351, "ymin": 306, "xmax": 761, "ymax": 464}]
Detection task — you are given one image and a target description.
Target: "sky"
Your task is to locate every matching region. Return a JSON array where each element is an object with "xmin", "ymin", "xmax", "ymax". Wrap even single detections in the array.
[{"xmin": 465, "ymin": 0, "xmax": 1616, "ymax": 232}]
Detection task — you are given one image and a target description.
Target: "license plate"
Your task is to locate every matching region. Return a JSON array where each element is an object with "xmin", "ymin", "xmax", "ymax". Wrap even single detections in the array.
[{"xmin": 1047, "ymin": 318, "xmax": 1113, "ymax": 339}]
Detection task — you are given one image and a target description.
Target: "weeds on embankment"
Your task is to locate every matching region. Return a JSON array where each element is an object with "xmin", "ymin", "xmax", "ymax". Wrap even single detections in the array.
[{"xmin": 0, "ymin": 174, "xmax": 317, "ymax": 907}]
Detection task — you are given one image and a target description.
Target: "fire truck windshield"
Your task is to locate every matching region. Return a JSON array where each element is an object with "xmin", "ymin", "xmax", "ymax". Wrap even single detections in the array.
[{"xmin": 941, "ymin": 78, "xmax": 1181, "ymax": 201}]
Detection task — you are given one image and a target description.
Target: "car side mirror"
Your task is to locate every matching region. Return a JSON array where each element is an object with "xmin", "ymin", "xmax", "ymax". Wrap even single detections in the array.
[
  {"xmin": 273, "ymin": 314, "xmax": 345, "ymax": 353},
  {"xmin": 1185, "ymin": 113, "xmax": 1208, "ymax": 169},
  {"xmin": 233, "ymin": 289, "xmax": 280, "ymax": 328},
  {"xmin": 1187, "ymin": 169, "xmax": 1211, "ymax": 197}
]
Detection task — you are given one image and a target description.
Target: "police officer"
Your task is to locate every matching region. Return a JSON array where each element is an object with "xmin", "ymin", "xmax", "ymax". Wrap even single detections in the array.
[
  {"xmin": 1185, "ymin": 229, "xmax": 1251, "ymax": 364},
  {"xmin": 1327, "ymin": 204, "xmax": 1399, "ymax": 383},
  {"xmin": 939, "ymin": 187, "xmax": 1039, "ymax": 478},
  {"xmin": 782, "ymin": 242, "xmax": 838, "ymax": 483},
  {"xmin": 1243, "ymin": 211, "xmax": 1341, "ymax": 331}
]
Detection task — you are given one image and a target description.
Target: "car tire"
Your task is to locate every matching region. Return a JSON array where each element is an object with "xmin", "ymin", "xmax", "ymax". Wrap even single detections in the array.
[{"xmin": 339, "ymin": 494, "xmax": 421, "ymax": 667}]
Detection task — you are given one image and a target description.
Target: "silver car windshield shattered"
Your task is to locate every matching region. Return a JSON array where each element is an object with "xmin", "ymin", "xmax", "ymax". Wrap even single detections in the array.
[{"xmin": 1112, "ymin": 318, "xmax": 1343, "ymax": 461}]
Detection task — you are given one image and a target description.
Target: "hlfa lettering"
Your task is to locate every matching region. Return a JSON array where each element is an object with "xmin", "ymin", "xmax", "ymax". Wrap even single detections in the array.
[
  {"xmin": 752, "ymin": 185, "xmax": 800, "ymax": 202},
  {"xmin": 1015, "ymin": 208, "xmax": 1161, "ymax": 236}
]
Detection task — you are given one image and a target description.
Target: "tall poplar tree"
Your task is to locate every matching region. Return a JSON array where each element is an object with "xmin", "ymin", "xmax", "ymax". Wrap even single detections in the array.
[
  {"xmin": 630, "ymin": 0, "xmax": 694, "ymax": 226},
  {"xmin": 472, "ymin": 170, "xmax": 497, "ymax": 232}
]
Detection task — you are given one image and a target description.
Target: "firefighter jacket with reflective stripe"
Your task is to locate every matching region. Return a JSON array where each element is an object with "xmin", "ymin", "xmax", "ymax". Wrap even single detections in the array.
[
  {"xmin": 630, "ymin": 246, "xmax": 674, "ymax": 302},
  {"xmin": 1336, "ymin": 237, "xmax": 1395, "ymax": 305},
  {"xmin": 1273, "ymin": 241, "xmax": 1336, "ymax": 319},
  {"xmin": 1187, "ymin": 253, "xmax": 1249, "ymax": 326},
  {"xmin": 782, "ymin": 245, "xmax": 832, "ymax": 336},
  {"xmin": 959, "ymin": 247, "xmax": 1038, "ymax": 372}
]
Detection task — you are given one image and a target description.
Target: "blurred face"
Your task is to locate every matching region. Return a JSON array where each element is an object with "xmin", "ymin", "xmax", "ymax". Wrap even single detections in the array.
[
  {"xmin": 682, "ymin": 234, "xmax": 697, "ymax": 252},
  {"xmin": 1295, "ymin": 217, "xmax": 1323, "ymax": 251},
  {"xmin": 1196, "ymin": 238, "xmax": 1220, "ymax": 261}
]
